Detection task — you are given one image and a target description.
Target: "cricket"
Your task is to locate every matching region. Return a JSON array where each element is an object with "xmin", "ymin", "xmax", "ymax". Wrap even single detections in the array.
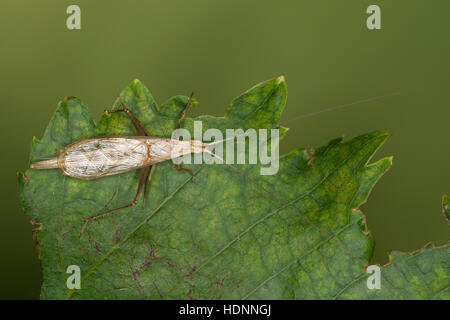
[{"xmin": 30, "ymin": 94, "xmax": 224, "ymax": 238}]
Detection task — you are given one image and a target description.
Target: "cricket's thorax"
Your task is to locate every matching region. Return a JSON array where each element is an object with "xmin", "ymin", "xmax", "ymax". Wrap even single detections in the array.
[{"xmin": 31, "ymin": 136, "xmax": 206, "ymax": 180}]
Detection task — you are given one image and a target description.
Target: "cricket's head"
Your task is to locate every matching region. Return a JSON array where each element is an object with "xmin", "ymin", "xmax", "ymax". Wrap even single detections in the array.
[
  {"xmin": 192, "ymin": 139, "xmax": 207, "ymax": 153},
  {"xmin": 163, "ymin": 139, "xmax": 206, "ymax": 161}
]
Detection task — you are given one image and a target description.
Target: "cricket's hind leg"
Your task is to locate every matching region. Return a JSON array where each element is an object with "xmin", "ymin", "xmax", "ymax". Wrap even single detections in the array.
[
  {"xmin": 79, "ymin": 165, "xmax": 153, "ymax": 239},
  {"xmin": 173, "ymin": 92, "xmax": 198, "ymax": 182}
]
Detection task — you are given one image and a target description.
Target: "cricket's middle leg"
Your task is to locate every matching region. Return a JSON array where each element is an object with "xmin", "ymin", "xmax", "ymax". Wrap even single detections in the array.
[{"xmin": 79, "ymin": 166, "xmax": 151, "ymax": 239}]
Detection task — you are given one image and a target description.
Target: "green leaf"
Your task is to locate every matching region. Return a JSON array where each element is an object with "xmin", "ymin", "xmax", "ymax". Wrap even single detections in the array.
[{"xmin": 18, "ymin": 77, "xmax": 448, "ymax": 299}]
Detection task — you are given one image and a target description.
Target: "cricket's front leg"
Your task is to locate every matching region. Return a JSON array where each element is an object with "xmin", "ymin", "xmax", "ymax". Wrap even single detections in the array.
[
  {"xmin": 79, "ymin": 165, "xmax": 151, "ymax": 239},
  {"xmin": 105, "ymin": 98, "xmax": 150, "ymax": 136},
  {"xmin": 177, "ymin": 92, "xmax": 194, "ymax": 129},
  {"xmin": 174, "ymin": 163, "xmax": 198, "ymax": 183}
]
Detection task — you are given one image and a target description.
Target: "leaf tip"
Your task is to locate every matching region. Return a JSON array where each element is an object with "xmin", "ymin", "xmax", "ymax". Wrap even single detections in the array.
[
  {"xmin": 365, "ymin": 131, "xmax": 391, "ymax": 145},
  {"xmin": 387, "ymin": 155, "xmax": 394, "ymax": 165},
  {"xmin": 278, "ymin": 126, "xmax": 290, "ymax": 137},
  {"xmin": 61, "ymin": 96, "xmax": 76, "ymax": 103},
  {"xmin": 276, "ymin": 75, "xmax": 286, "ymax": 84},
  {"xmin": 191, "ymin": 98, "xmax": 199, "ymax": 107},
  {"xmin": 376, "ymin": 131, "xmax": 392, "ymax": 145},
  {"xmin": 59, "ymin": 96, "xmax": 82, "ymax": 112},
  {"xmin": 377, "ymin": 155, "xmax": 394, "ymax": 171},
  {"xmin": 132, "ymin": 78, "xmax": 142, "ymax": 86}
]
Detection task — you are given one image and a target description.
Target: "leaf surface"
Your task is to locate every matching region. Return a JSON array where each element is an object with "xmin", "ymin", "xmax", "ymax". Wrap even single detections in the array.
[{"xmin": 18, "ymin": 78, "xmax": 448, "ymax": 299}]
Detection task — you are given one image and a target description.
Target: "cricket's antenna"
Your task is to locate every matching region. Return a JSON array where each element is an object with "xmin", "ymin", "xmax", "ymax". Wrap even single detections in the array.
[
  {"xmin": 204, "ymin": 80, "xmax": 449, "ymax": 150},
  {"xmin": 277, "ymin": 80, "xmax": 449, "ymax": 126},
  {"xmin": 206, "ymin": 131, "xmax": 257, "ymax": 147}
]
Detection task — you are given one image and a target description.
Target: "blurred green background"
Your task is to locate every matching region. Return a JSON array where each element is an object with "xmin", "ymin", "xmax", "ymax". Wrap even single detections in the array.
[{"xmin": 0, "ymin": 0, "xmax": 448, "ymax": 299}]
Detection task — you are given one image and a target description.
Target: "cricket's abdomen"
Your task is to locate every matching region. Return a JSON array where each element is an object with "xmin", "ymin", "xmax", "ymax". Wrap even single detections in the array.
[{"xmin": 59, "ymin": 137, "xmax": 151, "ymax": 179}]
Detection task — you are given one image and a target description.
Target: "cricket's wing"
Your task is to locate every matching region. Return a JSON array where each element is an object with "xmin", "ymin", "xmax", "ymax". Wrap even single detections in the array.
[
  {"xmin": 60, "ymin": 137, "xmax": 151, "ymax": 180},
  {"xmin": 30, "ymin": 136, "xmax": 206, "ymax": 180}
]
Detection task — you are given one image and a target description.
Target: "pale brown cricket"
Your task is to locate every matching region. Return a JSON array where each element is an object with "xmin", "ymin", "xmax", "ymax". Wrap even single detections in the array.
[{"xmin": 31, "ymin": 94, "xmax": 210, "ymax": 238}]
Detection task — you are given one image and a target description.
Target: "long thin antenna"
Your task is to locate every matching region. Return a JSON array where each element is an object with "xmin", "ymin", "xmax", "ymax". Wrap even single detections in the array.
[
  {"xmin": 278, "ymin": 80, "xmax": 448, "ymax": 126},
  {"xmin": 206, "ymin": 131, "xmax": 256, "ymax": 147},
  {"xmin": 203, "ymin": 80, "xmax": 449, "ymax": 148}
]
